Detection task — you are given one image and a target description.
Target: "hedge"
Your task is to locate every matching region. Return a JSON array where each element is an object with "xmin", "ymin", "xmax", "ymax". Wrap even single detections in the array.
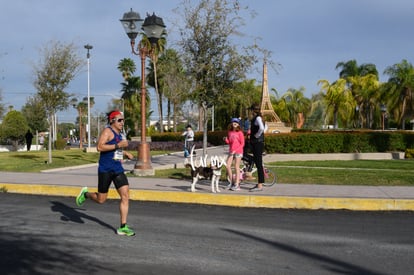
[{"xmin": 150, "ymin": 130, "xmax": 414, "ymax": 154}]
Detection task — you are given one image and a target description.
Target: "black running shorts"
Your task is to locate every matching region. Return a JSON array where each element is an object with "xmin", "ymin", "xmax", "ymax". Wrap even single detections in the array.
[{"xmin": 98, "ymin": 172, "xmax": 129, "ymax": 193}]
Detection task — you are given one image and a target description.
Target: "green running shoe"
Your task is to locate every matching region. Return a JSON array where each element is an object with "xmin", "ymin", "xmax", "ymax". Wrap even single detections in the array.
[
  {"xmin": 117, "ymin": 225, "xmax": 135, "ymax": 236},
  {"xmin": 76, "ymin": 187, "xmax": 88, "ymax": 206}
]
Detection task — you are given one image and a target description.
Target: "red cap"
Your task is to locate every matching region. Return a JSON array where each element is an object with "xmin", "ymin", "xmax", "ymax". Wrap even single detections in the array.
[{"xmin": 109, "ymin": 110, "xmax": 122, "ymax": 120}]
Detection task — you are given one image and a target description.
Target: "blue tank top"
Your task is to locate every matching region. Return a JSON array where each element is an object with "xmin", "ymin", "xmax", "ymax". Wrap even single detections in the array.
[{"xmin": 98, "ymin": 127, "xmax": 124, "ymax": 173}]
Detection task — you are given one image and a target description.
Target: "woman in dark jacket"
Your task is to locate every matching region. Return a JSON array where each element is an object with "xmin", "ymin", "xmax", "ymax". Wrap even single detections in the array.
[{"xmin": 248, "ymin": 103, "xmax": 265, "ymax": 192}]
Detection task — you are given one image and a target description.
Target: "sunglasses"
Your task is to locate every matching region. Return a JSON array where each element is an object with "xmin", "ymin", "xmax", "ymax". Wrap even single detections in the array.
[{"xmin": 116, "ymin": 118, "xmax": 124, "ymax": 123}]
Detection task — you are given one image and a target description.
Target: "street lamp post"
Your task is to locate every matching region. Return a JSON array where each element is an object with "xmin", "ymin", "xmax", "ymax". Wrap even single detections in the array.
[
  {"xmin": 84, "ymin": 44, "xmax": 93, "ymax": 151},
  {"xmin": 380, "ymin": 104, "xmax": 387, "ymax": 131},
  {"xmin": 120, "ymin": 9, "xmax": 166, "ymax": 176}
]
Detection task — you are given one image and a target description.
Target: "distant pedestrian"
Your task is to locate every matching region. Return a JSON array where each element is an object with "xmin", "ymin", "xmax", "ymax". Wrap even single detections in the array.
[
  {"xmin": 76, "ymin": 110, "xmax": 135, "ymax": 236},
  {"xmin": 224, "ymin": 118, "xmax": 245, "ymax": 191},
  {"xmin": 39, "ymin": 135, "xmax": 45, "ymax": 146},
  {"xmin": 182, "ymin": 124, "xmax": 195, "ymax": 156},
  {"xmin": 25, "ymin": 130, "xmax": 34, "ymax": 151},
  {"xmin": 248, "ymin": 103, "xmax": 265, "ymax": 192}
]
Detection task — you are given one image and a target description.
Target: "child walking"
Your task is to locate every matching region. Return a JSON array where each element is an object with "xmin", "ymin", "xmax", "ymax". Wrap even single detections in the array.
[{"xmin": 224, "ymin": 118, "xmax": 245, "ymax": 191}]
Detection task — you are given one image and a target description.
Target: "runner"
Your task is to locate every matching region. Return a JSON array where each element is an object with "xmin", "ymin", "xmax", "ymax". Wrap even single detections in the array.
[{"xmin": 76, "ymin": 110, "xmax": 135, "ymax": 236}]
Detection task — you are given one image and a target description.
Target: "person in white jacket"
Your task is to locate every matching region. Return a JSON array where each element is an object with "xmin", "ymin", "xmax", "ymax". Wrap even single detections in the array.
[{"xmin": 182, "ymin": 124, "xmax": 195, "ymax": 156}]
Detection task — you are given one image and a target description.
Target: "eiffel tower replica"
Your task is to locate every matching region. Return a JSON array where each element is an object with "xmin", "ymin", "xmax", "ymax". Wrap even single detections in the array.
[{"xmin": 260, "ymin": 62, "xmax": 292, "ymax": 133}]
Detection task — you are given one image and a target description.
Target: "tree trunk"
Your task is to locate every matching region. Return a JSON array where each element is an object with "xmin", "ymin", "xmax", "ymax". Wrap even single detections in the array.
[
  {"xmin": 201, "ymin": 103, "xmax": 208, "ymax": 157},
  {"xmin": 153, "ymin": 60, "xmax": 163, "ymax": 133},
  {"xmin": 48, "ymin": 115, "xmax": 53, "ymax": 164}
]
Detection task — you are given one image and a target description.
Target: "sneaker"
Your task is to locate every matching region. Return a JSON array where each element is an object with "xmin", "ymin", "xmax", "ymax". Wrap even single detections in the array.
[
  {"xmin": 230, "ymin": 185, "xmax": 241, "ymax": 191},
  {"xmin": 117, "ymin": 225, "xmax": 135, "ymax": 236},
  {"xmin": 249, "ymin": 186, "xmax": 263, "ymax": 192},
  {"xmin": 76, "ymin": 187, "xmax": 88, "ymax": 206}
]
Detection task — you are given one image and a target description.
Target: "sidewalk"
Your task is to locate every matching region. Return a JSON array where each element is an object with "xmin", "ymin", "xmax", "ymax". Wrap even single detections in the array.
[{"xmin": 1, "ymin": 146, "xmax": 413, "ymax": 211}]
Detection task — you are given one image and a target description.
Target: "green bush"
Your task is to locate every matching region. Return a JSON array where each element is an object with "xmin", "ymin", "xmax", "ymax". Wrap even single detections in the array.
[
  {"xmin": 405, "ymin": 149, "xmax": 414, "ymax": 158},
  {"xmin": 54, "ymin": 139, "xmax": 67, "ymax": 150},
  {"xmin": 151, "ymin": 130, "xmax": 414, "ymax": 154}
]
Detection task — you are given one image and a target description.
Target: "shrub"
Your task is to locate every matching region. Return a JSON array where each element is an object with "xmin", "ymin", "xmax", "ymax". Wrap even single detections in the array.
[
  {"xmin": 405, "ymin": 149, "xmax": 414, "ymax": 158},
  {"xmin": 54, "ymin": 139, "xmax": 67, "ymax": 150}
]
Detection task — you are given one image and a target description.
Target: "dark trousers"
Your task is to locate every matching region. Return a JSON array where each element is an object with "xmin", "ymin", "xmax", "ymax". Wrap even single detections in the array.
[
  {"xmin": 251, "ymin": 141, "xmax": 264, "ymax": 183},
  {"xmin": 186, "ymin": 140, "xmax": 194, "ymax": 152}
]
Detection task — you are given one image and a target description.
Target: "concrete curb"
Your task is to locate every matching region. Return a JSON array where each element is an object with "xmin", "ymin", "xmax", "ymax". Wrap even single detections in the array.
[
  {"xmin": 2, "ymin": 183, "xmax": 414, "ymax": 211},
  {"xmin": 40, "ymin": 163, "xmax": 98, "ymax": 173}
]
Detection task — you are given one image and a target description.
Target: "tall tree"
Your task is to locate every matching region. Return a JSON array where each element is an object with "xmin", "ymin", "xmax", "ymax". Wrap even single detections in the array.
[
  {"xmin": 119, "ymin": 76, "xmax": 149, "ymax": 136},
  {"xmin": 156, "ymin": 48, "xmax": 191, "ymax": 132},
  {"xmin": 117, "ymin": 58, "xmax": 136, "ymax": 81},
  {"xmin": 117, "ymin": 58, "xmax": 148, "ymax": 135},
  {"xmin": 21, "ymin": 95, "xmax": 48, "ymax": 132},
  {"xmin": 336, "ymin": 59, "xmax": 379, "ymax": 128},
  {"xmin": 336, "ymin": 59, "xmax": 378, "ymax": 80},
  {"xmin": 318, "ymin": 79, "xmax": 354, "ymax": 129},
  {"xmin": 0, "ymin": 110, "xmax": 28, "ymax": 151},
  {"xmin": 306, "ymin": 92, "xmax": 326, "ymax": 129},
  {"xmin": 348, "ymin": 74, "xmax": 380, "ymax": 128},
  {"xmin": 33, "ymin": 41, "xmax": 83, "ymax": 163},
  {"xmin": 145, "ymin": 34, "xmax": 167, "ymax": 132},
  {"xmin": 383, "ymin": 59, "xmax": 414, "ymax": 129},
  {"xmin": 177, "ymin": 0, "xmax": 259, "ymax": 154},
  {"xmin": 70, "ymin": 97, "xmax": 95, "ymax": 148},
  {"xmin": 0, "ymin": 89, "xmax": 5, "ymax": 119},
  {"xmin": 281, "ymin": 87, "xmax": 311, "ymax": 129}
]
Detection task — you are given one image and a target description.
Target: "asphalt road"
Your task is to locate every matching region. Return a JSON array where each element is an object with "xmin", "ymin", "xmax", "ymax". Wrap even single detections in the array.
[{"xmin": 1, "ymin": 193, "xmax": 413, "ymax": 275}]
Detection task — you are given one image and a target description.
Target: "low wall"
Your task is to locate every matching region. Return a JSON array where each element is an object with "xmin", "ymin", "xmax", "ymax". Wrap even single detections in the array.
[
  {"xmin": 0, "ymin": 145, "xmax": 43, "ymax": 152},
  {"xmin": 264, "ymin": 152, "xmax": 406, "ymax": 162}
]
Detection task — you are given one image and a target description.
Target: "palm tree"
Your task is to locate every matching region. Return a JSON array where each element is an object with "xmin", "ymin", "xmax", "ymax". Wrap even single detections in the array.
[
  {"xmin": 318, "ymin": 79, "xmax": 354, "ymax": 129},
  {"xmin": 383, "ymin": 59, "xmax": 414, "ymax": 129},
  {"xmin": 348, "ymin": 74, "xmax": 380, "ymax": 128},
  {"xmin": 336, "ymin": 60, "xmax": 379, "ymax": 128},
  {"xmin": 336, "ymin": 59, "xmax": 378, "ymax": 80},
  {"xmin": 120, "ymin": 76, "xmax": 148, "ymax": 135},
  {"xmin": 281, "ymin": 87, "xmax": 311, "ymax": 128},
  {"xmin": 142, "ymin": 34, "xmax": 167, "ymax": 132},
  {"xmin": 307, "ymin": 92, "xmax": 326, "ymax": 129},
  {"xmin": 156, "ymin": 49, "xmax": 191, "ymax": 132},
  {"xmin": 336, "ymin": 60, "xmax": 359, "ymax": 79},
  {"xmin": 118, "ymin": 58, "xmax": 141, "ymax": 134},
  {"xmin": 70, "ymin": 97, "xmax": 95, "ymax": 148},
  {"xmin": 117, "ymin": 58, "xmax": 136, "ymax": 81}
]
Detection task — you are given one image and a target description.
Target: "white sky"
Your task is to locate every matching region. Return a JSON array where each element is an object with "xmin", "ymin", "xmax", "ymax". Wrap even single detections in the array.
[{"xmin": 1, "ymin": 0, "xmax": 414, "ymax": 123}]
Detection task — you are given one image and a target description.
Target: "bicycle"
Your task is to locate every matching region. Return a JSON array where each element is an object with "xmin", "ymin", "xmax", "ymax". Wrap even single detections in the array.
[{"xmin": 229, "ymin": 154, "xmax": 277, "ymax": 187}]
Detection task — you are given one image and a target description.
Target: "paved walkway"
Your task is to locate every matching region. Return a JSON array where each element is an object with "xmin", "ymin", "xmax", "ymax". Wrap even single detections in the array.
[{"xmin": 1, "ymin": 146, "xmax": 413, "ymax": 211}]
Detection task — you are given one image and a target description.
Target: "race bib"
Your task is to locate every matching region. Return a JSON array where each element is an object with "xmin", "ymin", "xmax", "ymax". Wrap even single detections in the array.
[{"xmin": 114, "ymin": 149, "xmax": 123, "ymax": 161}]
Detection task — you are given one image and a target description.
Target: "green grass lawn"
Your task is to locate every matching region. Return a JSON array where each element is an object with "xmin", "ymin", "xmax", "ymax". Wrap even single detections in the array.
[
  {"xmin": 0, "ymin": 149, "xmax": 100, "ymax": 172},
  {"xmin": 269, "ymin": 160, "xmax": 414, "ymax": 186},
  {"xmin": 1, "ymin": 150, "xmax": 413, "ymax": 186},
  {"xmin": 0, "ymin": 149, "xmax": 168, "ymax": 172},
  {"xmin": 156, "ymin": 159, "xmax": 414, "ymax": 186}
]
